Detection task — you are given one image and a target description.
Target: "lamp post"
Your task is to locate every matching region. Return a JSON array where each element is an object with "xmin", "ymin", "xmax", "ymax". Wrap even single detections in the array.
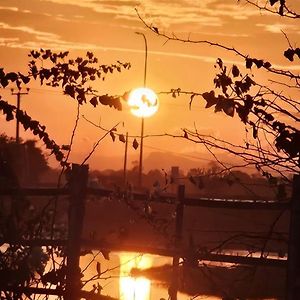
[
  {"xmin": 136, "ymin": 32, "xmax": 148, "ymax": 88},
  {"xmin": 127, "ymin": 33, "xmax": 159, "ymax": 188},
  {"xmin": 136, "ymin": 32, "xmax": 147, "ymax": 188}
]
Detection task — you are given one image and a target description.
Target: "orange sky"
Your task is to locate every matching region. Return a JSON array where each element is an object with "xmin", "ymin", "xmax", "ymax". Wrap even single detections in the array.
[{"xmin": 0, "ymin": 0, "xmax": 299, "ymax": 171}]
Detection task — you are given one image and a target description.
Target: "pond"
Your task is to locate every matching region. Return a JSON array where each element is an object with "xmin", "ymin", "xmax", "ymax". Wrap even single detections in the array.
[{"xmin": 81, "ymin": 251, "xmax": 226, "ymax": 300}]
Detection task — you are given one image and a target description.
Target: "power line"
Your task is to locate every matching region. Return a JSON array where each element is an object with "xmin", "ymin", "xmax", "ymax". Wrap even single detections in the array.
[
  {"xmin": 30, "ymin": 87, "xmax": 207, "ymax": 110},
  {"xmin": 143, "ymin": 144, "xmax": 214, "ymax": 162},
  {"xmin": 29, "ymin": 87, "xmax": 64, "ymax": 95}
]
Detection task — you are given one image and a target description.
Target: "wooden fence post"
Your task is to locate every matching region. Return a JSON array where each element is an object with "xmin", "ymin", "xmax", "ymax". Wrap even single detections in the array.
[
  {"xmin": 65, "ymin": 164, "xmax": 89, "ymax": 300},
  {"xmin": 171, "ymin": 185, "xmax": 185, "ymax": 300},
  {"xmin": 287, "ymin": 174, "xmax": 300, "ymax": 300}
]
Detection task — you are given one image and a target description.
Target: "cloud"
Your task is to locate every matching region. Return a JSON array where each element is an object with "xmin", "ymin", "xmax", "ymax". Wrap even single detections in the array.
[
  {"xmin": 256, "ymin": 23, "xmax": 300, "ymax": 34},
  {"xmin": 0, "ymin": 6, "xmax": 18, "ymax": 12},
  {"xmin": 44, "ymin": 0, "xmax": 138, "ymax": 19},
  {"xmin": 42, "ymin": 0, "xmax": 261, "ymax": 29},
  {"xmin": 0, "ymin": 38, "xmax": 98, "ymax": 51},
  {"xmin": 0, "ymin": 6, "xmax": 31, "ymax": 14},
  {"xmin": 1, "ymin": 20, "xmax": 299, "ymax": 72},
  {"xmin": 212, "ymin": 2, "xmax": 261, "ymax": 19},
  {"xmin": 0, "ymin": 21, "xmax": 95, "ymax": 50},
  {"xmin": 0, "ymin": 22, "xmax": 59, "ymax": 40},
  {"xmin": 149, "ymin": 1, "xmax": 257, "ymax": 25},
  {"xmin": 2, "ymin": 30, "xmax": 299, "ymax": 71},
  {"xmin": 0, "ymin": 37, "xmax": 19, "ymax": 43}
]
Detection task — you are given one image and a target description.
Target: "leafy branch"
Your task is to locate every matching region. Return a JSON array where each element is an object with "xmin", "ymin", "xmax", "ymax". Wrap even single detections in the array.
[
  {"xmin": 242, "ymin": 0, "xmax": 300, "ymax": 18},
  {"xmin": 0, "ymin": 99, "xmax": 67, "ymax": 167}
]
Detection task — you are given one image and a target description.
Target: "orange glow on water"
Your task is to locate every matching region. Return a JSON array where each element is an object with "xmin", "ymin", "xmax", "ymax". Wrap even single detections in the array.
[{"xmin": 119, "ymin": 253, "xmax": 151, "ymax": 300}]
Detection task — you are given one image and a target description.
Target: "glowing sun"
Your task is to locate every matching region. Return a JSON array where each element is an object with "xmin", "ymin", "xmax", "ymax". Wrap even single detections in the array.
[{"xmin": 127, "ymin": 87, "xmax": 159, "ymax": 118}]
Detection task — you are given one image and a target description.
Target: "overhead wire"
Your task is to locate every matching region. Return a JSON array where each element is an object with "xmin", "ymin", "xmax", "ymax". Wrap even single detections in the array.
[
  {"xmin": 29, "ymin": 87, "xmax": 208, "ymax": 111},
  {"xmin": 15, "ymin": 89, "xmax": 289, "ymax": 190}
]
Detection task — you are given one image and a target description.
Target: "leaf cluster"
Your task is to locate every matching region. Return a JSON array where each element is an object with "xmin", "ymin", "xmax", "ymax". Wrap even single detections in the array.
[
  {"xmin": 27, "ymin": 49, "xmax": 130, "ymax": 108},
  {"xmin": 0, "ymin": 49, "xmax": 131, "ymax": 109},
  {"xmin": 176, "ymin": 57, "xmax": 300, "ymax": 170},
  {"xmin": 0, "ymin": 50, "xmax": 131, "ymax": 165},
  {"xmin": 108, "ymin": 126, "xmax": 139, "ymax": 149},
  {"xmin": 283, "ymin": 47, "xmax": 300, "ymax": 62},
  {"xmin": 269, "ymin": 0, "xmax": 286, "ymax": 16},
  {"xmin": 0, "ymin": 99, "xmax": 67, "ymax": 167},
  {"xmin": 202, "ymin": 60, "xmax": 300, "ymax": 163},
  {"xmin": 0, "ymin": 245, "xmax": 48, "ymax": 290}
]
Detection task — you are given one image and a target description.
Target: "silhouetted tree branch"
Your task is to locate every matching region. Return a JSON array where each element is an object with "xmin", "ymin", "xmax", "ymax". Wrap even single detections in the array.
[
  {"xmin": 137, "ymin": 5, "xmax": 300, "ymax": 183},
  {"xmin": 243, "ymin": 0, "xmax": 300, "ymax": 18},
  {"xmin": 0, "ymin": 49, "xmax": 131, "ymax": 300}
]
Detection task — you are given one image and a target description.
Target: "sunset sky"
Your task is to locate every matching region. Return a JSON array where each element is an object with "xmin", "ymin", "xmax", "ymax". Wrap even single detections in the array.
[{"xmin": 0, "ymin": 0, "xmax": 299, "ymax": 171}]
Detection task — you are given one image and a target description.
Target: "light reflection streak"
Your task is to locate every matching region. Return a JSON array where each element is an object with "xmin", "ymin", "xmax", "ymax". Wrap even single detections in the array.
[{"xmin": 119, "ymin": 253, "xmax": 151, "ymax": 300}]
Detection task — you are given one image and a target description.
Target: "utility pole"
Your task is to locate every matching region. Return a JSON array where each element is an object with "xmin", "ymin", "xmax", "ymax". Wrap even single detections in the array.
[
  {"xmin": 123, "ymin": 132, "xmax": 129, "ymax": 187},
  {"xmin": 11, "ymin": 88, "xmax": 30, "ymax": 143}
]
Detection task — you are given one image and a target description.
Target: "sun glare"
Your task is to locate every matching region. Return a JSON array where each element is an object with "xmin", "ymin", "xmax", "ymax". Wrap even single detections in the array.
[
  {"xmin": 127, "ymin": 87, "xmax": 159, "ymax": 118},
  {"xmin": 119, "ymin": 253, "xmax": 151, "ymax": 300}
]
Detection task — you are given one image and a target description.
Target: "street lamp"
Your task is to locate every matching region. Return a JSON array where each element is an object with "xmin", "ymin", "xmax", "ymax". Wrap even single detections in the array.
[{"xmin": 128, "ymin": 32, "xmax": 159, "ymax": 188}]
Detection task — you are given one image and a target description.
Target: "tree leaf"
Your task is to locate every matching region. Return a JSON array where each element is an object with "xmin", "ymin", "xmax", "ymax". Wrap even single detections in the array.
[
  {"xmin": 87, "ymin": 51, "xmax": 94, "ymax": 60},
  {"xmin": 295, "ymin": 48, "xmax": 300, "ymax": 59},
  {"xmin": 19, "ymin": 73, "xmax": 30, "ymax": 84},
  {"xmin": 236, "ymin": 106, "xmax": 249, "ymax": 124},
  {"xmin": 96, "ymin": 262, "xmax": 101, "ymax": 276},
  {"xmin": 216, "ymin": 58, "xmax": 223, "ymax": 69},
  {"xmin": 0, "ymin": 77, "xmax": 8, "ymax": 88},
  {"xmin": 284, "ymin": 48, "xmax": 294, "ymax": 61},
  {"xmin": 153, "ymin": 27, "xmax": 159, "ymax": 34},
  {"xmin": 89, "ymin": 96, "xmax": 98, "ymax": 107},
  {"xmin": 222, "ymin": 100, "xmax": 235, "ymax": 117},
  {"xmin": 202, "ymin": 90, "xmax": 217, "ymax": 108},
  {"xmin": 6, "ymin": 72, "xmax": 18, "ymax": 82},
  {"xmin": 253, "ymin": 59, "xmax": 264, "ymax": 68},
  {"xmin": 64, "ymin": 85, "xmax": 75, "ymax": 98},
  {"xmin": 133, "ymin": 138, "xmax": 139, "ymax": 149},
  {"xmin": 6, "ymin": 111, "xmax": 14, "ymax": 121},
  {"xmin": 101, "ymin": 249, "xmax": 110, "ymax": 260},
  {"xmin": 232, "ymin": 65, "xmax": 239, "ymax": 77},
  {"xmin": 119, "ymin": 134, "xmax": 126, "ymax": 143},
  {"xmin": 245, "ymin": 58, "xmax": 253, "ymax": 69},
  {"xmin": 110, "ymin": 131, "xmax": 115, "ymax": 142}
]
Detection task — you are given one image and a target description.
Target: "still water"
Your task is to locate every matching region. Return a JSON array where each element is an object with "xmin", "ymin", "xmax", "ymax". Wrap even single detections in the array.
[
  {"xmin": 81, "ymin": 251, "xmax": 220, "ymax": 300},
  {"xmin": 119, "ymin": 254, "xmax": 151, "ymax": 300}
]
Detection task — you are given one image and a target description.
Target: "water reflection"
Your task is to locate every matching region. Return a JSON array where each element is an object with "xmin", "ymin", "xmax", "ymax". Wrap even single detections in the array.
[
  {"xmin": 81, "ymin": 251, "xmax": 217, "ymax": 300},
  {"xmin": 119, "ymin": 253, "xmax": 151, "ymax": 300}
]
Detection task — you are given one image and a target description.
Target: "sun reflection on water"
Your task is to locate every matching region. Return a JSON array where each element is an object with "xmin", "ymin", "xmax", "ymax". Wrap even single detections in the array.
[{"xmin": 119, "ymin": 253, "xmax": 151, "ymax": 300}]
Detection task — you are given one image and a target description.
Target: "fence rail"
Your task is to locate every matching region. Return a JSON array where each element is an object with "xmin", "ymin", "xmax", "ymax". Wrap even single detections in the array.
[
  {"xmin": 0, "ymin": 187, "xmax": 290, "ymax": 209},
  {"xmin": 0, "ymin": 165, "xmax": 299, "ymax": 300}
]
